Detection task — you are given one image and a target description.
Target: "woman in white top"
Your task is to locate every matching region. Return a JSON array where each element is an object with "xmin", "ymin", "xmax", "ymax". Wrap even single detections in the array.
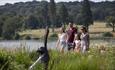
[
  {"xmin": 80, "ymin": 26, "xmax": 90, "ymax": 53},
  {"xmin": 56, "ymin": 27, "xmax": 67, "ymax": 53}
]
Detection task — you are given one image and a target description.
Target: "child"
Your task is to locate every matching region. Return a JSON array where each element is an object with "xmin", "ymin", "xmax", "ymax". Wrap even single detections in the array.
[
  {"xmin": 56, "ymin": 27, "xmax": 67, "ymax": 53},
  {"xmin": 74, "ymin": 34, "xmax": 81, "ymax": 53}
]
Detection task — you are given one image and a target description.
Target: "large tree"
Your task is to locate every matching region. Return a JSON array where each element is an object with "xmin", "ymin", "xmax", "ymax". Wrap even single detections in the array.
[
  {"xmin": 49, "ymin": 0, "xmax": 57, "ymax": 32},
  {"xmin": 59, "ymin": 4, "xmax": 69, "ymax": 26},
  {"xmin": 81, "ymin": 0, "xmax": 93, "ymax": 30}
]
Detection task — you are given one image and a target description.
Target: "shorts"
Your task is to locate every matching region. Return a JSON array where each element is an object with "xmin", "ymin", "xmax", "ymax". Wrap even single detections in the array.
[
  {"xmin": 60, "ymin": 41, "xmax": 66, "ymax": 49},
  {"xmin": 67, "ymin": 43, "xmax": 75, "ymax": 51}
]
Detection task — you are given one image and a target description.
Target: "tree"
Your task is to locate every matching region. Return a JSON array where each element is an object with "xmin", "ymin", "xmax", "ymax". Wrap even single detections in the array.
[
  {"xmin": 106, "ymin": 16, "xmax": 115, "ymax": 32},
  {"xmin": 49, "ymin": 0, "xmax": 57, "ymax": 32},
  {"xmin": 24, "ymin": 15, "xmax": 39, "ymax": 29},
  {"xmin": 0, "ymin": 17, "xmax": 4, "ymax": 37},
  {"xmin": 41, "ymin": 1, "xmax": 49, "ymax": 27},
  {"xmin": 2, "ymin": 16, "xmax": 22, "ymax": 40},
  {"xmin": 81, "ymin": 0, "xmax": 93, "ymax": 30},
  {"xmin": 59, "ymin": 4, "xmax": 69, "ymax": 26}
]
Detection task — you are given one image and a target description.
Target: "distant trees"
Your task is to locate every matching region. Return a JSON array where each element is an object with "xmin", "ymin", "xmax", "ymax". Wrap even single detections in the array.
[
  {"xmin": 24, "ymin": 15, "xmax": 39, "ymax": 29},
  {"xmin": 2, "ymin": 16, "xmax": 22, "ymax": 39},
  {"xmin": 106, "ymin": 16, "xmax": 115, "ymax": 32},
  {"xmin": 40, "ymin": 1, "xmax": 49, "ymax": 27},
  {"xmin": 0, "ymin": 1, "xmax": 114, "ymax": 23},
  {"xmin": 49, "ymin": 0, "xmax": 57, "ymax": 32},
  {"xmin": 80, "ymin": 0, "xmax": 93, "ymax": 30},
  {"xmin": 0, "ymin": 1, "xmax": 114, "ymax": 27},
  {"xmin": 59, "ymin": 4, "xmax": 69, "ymax": 25},
  {"xmin": 0, "ymin": 18, "xmax": 3, "ymax": 36},
  {"xmin": 0, "ymin": 1, "xmax": 115, "ymax": 39}
]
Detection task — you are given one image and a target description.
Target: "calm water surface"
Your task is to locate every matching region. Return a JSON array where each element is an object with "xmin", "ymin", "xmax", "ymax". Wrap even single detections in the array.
[{"xmin": 0, "ymin": 39, "xmax": 115, "ymax": 51}]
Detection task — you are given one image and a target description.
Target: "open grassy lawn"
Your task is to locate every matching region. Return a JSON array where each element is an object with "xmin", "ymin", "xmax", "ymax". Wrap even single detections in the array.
[{"xmin": 19, "ymin": 22, "xmax": 115, "ymax": 38}]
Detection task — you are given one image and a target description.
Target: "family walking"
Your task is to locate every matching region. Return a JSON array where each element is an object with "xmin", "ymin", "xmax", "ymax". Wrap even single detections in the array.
[{"xmin": 56, "ymin": 23, "xmax": 90, "ymax": 53}]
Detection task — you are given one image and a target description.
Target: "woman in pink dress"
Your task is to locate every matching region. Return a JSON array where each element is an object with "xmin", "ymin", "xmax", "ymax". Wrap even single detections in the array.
[{"xmin": 74, "ymin": 34, "xmax": 81, "ymax": 53}]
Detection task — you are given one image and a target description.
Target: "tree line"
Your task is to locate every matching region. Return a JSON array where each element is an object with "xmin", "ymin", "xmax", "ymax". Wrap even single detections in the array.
[{"xmin": 0, "ymin": 0, "xmax": 115, "ymax": 39}]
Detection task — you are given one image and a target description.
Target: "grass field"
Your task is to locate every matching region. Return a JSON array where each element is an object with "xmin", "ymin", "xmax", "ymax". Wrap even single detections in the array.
[
  {"xmin": 89, "ymin": 22, "xmax": 112, "ymax": 33},
  {"xmin": 0, "ymin": 46, "xmax": 115, "ymax": 70},
  {"xmin": 19, "ymin": 22, "xmax": 115, "ymax": 38}
]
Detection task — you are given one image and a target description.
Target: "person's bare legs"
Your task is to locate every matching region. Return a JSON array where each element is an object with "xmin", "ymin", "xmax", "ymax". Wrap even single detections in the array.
[
  {"xmin": 82, "ymin": 46, "xmax": 87, "ymax": 53},
  {"xmin": 60, "ymin": 47, "xmax": 64, "ymax": 53}
]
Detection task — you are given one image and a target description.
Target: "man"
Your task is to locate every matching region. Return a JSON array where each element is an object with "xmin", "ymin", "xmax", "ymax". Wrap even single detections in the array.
[{"xmin": 66, "ymin": 23, "xmax": 78, "ymax": 51}]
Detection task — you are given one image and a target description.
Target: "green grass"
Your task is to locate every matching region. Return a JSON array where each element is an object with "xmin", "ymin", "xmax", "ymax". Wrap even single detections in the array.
[{"xmin": 0, "ymin": 46, "xmax": 114, "ymax": 70}]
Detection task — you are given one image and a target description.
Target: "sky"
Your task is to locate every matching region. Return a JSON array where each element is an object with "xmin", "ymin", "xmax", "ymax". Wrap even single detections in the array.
[{"xmin": 0, "ymin": 0, "xmax": 114, "ymax": 5}]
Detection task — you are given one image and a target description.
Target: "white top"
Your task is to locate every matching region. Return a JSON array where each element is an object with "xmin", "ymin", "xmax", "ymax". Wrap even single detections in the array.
[
  {"xmin": 58, "ymin": 33, "xmax": 67, "ymax": 42},
  {"xmin": 74, "ymin": 40, "xmax": 81, "ymax": 48},
  {"xmin": 80, "ymin": 33, "xmax": 89, "ymax": 47}
]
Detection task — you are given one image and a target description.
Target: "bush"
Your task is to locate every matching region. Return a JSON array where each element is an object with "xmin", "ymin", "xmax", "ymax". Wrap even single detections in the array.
[
  {"xmin": 102, "ymin": 32, "xmax": 113, "ymax": 37},
  {"xmin": 23, "ymin": 35, "xmax": 31, "ymax": 40},
  {"xmin": 14, "ymin": 33, "xmax": 20, "ymax": 40},
  {"xmin": 0, "ymin": 37, "xmax": 3, "ymax": 40},
  {"xmin": 0, "ymin": 50, "xmax": 14, "ymax": 70},
  {"xmin": 106, "ymin": 23, "xmax": 112, "ymax": 28},
  {"xmin": 50, "ymin": 33, "xmax": 58, "ymax": 38}
]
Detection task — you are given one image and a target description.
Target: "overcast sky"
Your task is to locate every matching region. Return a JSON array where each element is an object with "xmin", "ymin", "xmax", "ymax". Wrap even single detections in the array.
[{"xmin": 0, "ymin": 0, "xmax": 114, "ymax": 5}]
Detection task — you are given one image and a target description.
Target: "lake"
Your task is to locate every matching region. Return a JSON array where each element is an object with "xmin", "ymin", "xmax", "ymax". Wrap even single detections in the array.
[{"xmin": 0, "ymin": 39, "xmax": 115, "ymax": 51}]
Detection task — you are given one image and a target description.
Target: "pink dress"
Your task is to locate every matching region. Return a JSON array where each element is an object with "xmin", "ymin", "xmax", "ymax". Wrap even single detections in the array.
[
  {"xmin": 74, "ymin": 40, "xmax": 81, "ymax": 52},
  {"xmin": 74, "ymin": 40, "xmax": 81, "ymax": 48}
]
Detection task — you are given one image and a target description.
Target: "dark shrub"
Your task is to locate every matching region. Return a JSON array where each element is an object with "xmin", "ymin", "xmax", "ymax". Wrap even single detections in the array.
[
  {"xmin": 24, "ymin": 35, "xmax": 31, "ymax": 40},
  {"xmin": 0, "ymin": 51, "xmax": 12, "ymax": 70},
  {"xmin": 50, "ymin": 33, "xmax": 58, "ymax": 38},
  {"xmin": 14, "ymin": 33, "xmax": 20, "ymax": 40},
  {"xmin": 106, "ymin": 23, "xmax": 112, "ymax": 28},
  {"xmin": 102, "ymin": 32, "xmax": 113, "ymax": 37}
]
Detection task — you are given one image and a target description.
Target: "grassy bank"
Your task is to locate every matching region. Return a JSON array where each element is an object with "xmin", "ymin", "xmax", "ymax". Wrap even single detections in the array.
[
  {"xmin": 0, "ymin": 46, "xmax": 115, "ymax": 70},
  {"xmin": 19, "ymin": 22, "xmax": 115, "ymax": 39}
]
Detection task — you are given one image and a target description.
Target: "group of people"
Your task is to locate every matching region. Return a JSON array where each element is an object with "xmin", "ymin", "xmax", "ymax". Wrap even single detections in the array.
[{"xmin": 56, "ymin": 23, "xmax": 90, "ymax": 53}]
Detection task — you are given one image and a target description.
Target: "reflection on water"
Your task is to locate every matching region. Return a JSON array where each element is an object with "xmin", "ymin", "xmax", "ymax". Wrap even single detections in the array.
[
  {"xmin": 0, "ymin": 40, "xmax": 56, "ymax": 51},
  {"xmin": 0, "ymin": 39, "xmax": 115, "ymax": 51}
]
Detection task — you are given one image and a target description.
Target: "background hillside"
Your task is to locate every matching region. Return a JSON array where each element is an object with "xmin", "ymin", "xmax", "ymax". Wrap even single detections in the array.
[
  {"xmin": 0, "ymin": 0, "xmax": 115, "ymax": 40},
  {"xmin": 0, "ymin": 1, "xmax": 115, "ymax": 22}
]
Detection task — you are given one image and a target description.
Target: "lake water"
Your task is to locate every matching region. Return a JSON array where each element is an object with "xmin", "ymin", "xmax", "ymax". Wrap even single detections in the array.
[
  {"xmin": 0, "ymin": 39, "xmax": 115, "ymax": 51},
  {"xmin": 0, "ymin": 40, "xmax": 56, "ymax": 51}
]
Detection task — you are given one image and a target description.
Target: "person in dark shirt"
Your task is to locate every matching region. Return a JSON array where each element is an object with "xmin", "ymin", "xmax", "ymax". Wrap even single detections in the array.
[{"xmin": 66, "ymin": 23, "xmax": 78, "ymax": 51}]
